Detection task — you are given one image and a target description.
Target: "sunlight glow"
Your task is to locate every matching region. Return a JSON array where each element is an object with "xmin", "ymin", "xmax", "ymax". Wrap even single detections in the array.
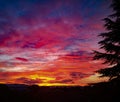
[{"xmin": 30, "ymin": 74, "xmax": 55, "ymax": 82}]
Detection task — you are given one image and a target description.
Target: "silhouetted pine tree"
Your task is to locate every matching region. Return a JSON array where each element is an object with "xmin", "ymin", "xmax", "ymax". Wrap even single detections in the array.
[{"xmin": 93, "ymin": 0, "xmax": 120, "ymax": 81}]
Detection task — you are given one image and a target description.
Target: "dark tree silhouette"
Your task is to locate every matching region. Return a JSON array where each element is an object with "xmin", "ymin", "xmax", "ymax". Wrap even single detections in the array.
[{"xmin": 93, "ymin": 0, "xmax": 120, "ymax": 81}]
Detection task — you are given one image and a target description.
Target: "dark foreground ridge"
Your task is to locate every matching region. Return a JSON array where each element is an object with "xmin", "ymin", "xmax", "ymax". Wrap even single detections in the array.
[{"xmin": 0, "ymin": 80, "xmax": 120, "ymax": 102}]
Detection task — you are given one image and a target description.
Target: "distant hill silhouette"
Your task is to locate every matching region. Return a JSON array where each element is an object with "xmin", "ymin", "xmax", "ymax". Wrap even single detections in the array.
[{"xmin": 0, "ymin": 80, "xmax": 120, "ymax": 102}]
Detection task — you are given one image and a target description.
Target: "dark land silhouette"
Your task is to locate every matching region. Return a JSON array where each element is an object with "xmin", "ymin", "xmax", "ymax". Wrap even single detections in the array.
[{"xmin": 0, "ymin": 79, "xmax": 120, "ymax": 102}]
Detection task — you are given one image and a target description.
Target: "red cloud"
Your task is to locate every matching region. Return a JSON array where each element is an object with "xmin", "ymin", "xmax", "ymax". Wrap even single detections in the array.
[{"xmin": 15, "ymin": 57, "xmax": 28, "ymax": 62}]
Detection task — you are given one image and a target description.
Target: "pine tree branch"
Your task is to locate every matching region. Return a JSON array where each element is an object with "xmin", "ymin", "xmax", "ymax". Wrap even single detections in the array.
[
  {"xmin": 98, "ymin": 34, "xmax": 120, "ymax": 44},
  {"xmin": 104, "ymin": 18, "xmax": 115, "ymax": 30},
  {"xmin": 96, "ymin": 64, "xmax": 120, "ymax": 80},
  {"xmin": 93, "ymin": 0, "xmax": 120, "ymax": 80},
  {"xmin": 93, "ymin": 51, "xmax": 120, "ymax": 65},
  {"xmin": 99, "ymin": 42, "xmax": 120, "ymax": 53}
]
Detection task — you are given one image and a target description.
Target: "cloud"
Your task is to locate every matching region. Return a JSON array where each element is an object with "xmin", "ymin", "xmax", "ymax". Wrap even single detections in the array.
[
  {"xmin": 57, "ymin": 79, "xmax": 74, "ymax": 84},
  {"xmin": 61, "ymin": 50, "xmax": 92, "ymax": 62},
  {"xmin": 0, "ymin": 0, "xmax": 112, "ymax": 85},
  {"xmin": 70, "ymin": 72, "xmax": 91, "ymax": 79},
  {"xmin": 15, "ymin": 77, "xmax": 42, "ymax": 85},
  {"xmin": 50, "ymin": 79, "xmax": 74, "ymax": 84},
  {"xmin": 15, "ymin": 57, "xmax": 28, "ymax": 62}
]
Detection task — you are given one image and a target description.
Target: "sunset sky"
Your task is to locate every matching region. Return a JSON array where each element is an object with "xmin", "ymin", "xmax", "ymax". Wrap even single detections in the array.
[{"xmin": 0, "ymin": 0, "xmax": 112, "ymax": 86}]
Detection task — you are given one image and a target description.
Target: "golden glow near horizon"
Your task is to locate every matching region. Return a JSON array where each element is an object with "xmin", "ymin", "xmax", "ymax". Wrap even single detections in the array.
[
  {"xmin": 0, "ymin": 72, "xmax": 108, "ymax": 86},
  {"xmin": 29, "ymin": 74, "xmax": 55, "ymax": 83},
  {"xmin": 80, "ymin": 73, "xmax": 108, "ymax": 85},
  {"xmin": 38, "ymin": 83, "xmax": 76, "ymax": 86}
]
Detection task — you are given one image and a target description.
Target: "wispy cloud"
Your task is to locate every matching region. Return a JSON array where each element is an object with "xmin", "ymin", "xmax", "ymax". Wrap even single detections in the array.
[{"xmin": 0, "ymin": 0, "xmax": 111, "ymax": 85}]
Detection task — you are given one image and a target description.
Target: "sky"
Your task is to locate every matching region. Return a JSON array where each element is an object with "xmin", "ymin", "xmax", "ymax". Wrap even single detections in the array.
[{"xmin": 0, "ymin": 0, "xmax": 112, "ymax": 86}]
